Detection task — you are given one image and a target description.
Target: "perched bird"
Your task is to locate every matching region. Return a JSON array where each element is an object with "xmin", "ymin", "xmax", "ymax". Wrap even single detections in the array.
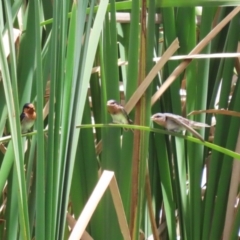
[
  {"xmin": 20, "ymin": 103, "xmax": 37, "ymax": 133},
  {"xmin": 151, "ymin": 113, "xmax": 210, "ymax": 141},
  {"xmin": 107, "ymin": 100, "xmax": 133, "ymax": 130}
]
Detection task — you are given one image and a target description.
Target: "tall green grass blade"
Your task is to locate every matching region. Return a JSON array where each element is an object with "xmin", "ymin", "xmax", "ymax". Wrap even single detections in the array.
[
  {"xmin": 194, "ymin": 7, "xmax": 216, "ymax": 238},
  {"xmin": 1, "ymin": 0, "xmax": 30, "ymax": 237},
  {"xmin": 44, "ymin": 0, "xmax": 70, "ymax": 238},
  {"xmin": 5, "ymin": 168, "xmax": 18, "ymax": 239},
  {"xmin": 161, "ymin": 7, "xmax": 187, "ymax": 239},
  {"xmin": 202, "ymin": 9, "xmax": 239, "ymax": 239},
  {"xmin": 209, "ymin": 14, "xmax": 240, "ymax": 238},
  {"xmin": 70, "ymin": 100, "xmax": 100, "ymax": 237},
  {"xmin": 100, "ymin": 0, "xmax": 122, "ymax": 237},
  {"xmin": 33, "ymin": 0, "xmax": 45, "ymax": 238},
  {"xmin": 119, "ymin": 0, "xmax": 139, "ymax": 228},
  {"xmin": 57, "ymin": 0, "xmax": 109, "ymax": 238}
]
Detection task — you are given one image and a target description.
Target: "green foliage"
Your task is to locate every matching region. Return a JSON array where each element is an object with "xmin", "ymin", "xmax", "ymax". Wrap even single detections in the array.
[{"xmin": 1, "ymin": 0, "xmax": 240, "ymax": 239}]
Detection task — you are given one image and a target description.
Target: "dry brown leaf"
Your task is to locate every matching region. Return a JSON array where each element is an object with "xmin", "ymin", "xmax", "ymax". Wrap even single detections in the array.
[
  {"xmin": 125, "ymin": 38, "xmax": 179, "ymax": 114},
  {"xmin": 151, "ymin": 6, "xmax": 240, "ymax": 105},
  {"xmin": 188, "ymin": 109, "xmax": 240, "ymax": 118},
  {"xmin": 68, "ymin": 170, "xmax": 130, "ymax": 240}
]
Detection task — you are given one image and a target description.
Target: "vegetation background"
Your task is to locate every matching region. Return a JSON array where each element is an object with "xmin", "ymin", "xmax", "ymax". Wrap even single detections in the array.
[{"xmin": 1, "ymin": 0, "xmax": 240, "ymax": 239}]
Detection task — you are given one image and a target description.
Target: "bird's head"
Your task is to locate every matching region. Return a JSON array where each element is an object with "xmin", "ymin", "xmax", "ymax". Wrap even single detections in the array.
[
  {"xmin": 22, "ymin": 103, "xmax": 36, "ymax": 116},
  {"xmin": 107, "ymin": 99, "xmax": 120, "ymax": 114},
  {"xmin": 151, "ymin": 113, "xmax": 166, "ymax": 127}
]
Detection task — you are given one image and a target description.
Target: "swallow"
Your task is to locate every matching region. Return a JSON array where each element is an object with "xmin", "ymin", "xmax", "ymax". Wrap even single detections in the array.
[
  {"xmin": 107, "ymin": 99, "xmax": 133, "ymax": 131},
  {"xmin": 151, "ymin": 113, "xmax": 210, "ymax": 141},
  {"xmin": 20, "ymin": 103, "xmax": 37, "ymax": 133}
]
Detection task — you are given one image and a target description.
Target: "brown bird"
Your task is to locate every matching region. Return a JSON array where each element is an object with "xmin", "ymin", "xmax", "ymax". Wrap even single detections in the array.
[
  {"xmin": 20, "ymin": 103, "xmax": 37, "ymax": 133},
  {"xmin": 151, "ymin": 113, "xmax": 210, "ymax": 141},
  {"xmin": 107, "ymin": 100, "xmax": 133, "ymax": 131}
]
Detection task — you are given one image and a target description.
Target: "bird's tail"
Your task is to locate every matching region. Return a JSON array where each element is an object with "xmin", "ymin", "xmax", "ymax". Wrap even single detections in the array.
[{"xmin": 190, "ymin": 121, "xmax": 210, "ymax": 129}]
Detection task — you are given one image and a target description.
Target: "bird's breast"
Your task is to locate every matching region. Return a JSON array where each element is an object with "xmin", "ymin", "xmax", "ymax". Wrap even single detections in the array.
[
  {"xmin": 165, "ymin": 119, "xmax": 183, "ymax": 131},
  {"xmin": 21, "ymin": 118, "xmax": 35, "ymax": 133},
  {"xmin": 111, "ymin": 113, "xmax": 129, "ymax": 124}
]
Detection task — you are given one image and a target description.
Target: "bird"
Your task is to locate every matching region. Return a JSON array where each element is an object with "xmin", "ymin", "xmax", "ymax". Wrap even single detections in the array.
[
  {"xmin": 106, "ymin": 99, "xmax": 133, "ymax": 130},
  {"xmin": 151, "ymin": 113, "xmax": 210, "ymax": 141},
  {"xmin": 20, "ymin": 103, "xmax": 37, "ymax": 133}
]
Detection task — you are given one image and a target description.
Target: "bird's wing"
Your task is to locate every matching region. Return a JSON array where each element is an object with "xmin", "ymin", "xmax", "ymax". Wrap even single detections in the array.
[
  {"xmin": 166, "ymin": 115, "xmax": 205, "ymax": 141},
  {"xmin": 122, "ymin": 108, "xmax": 133, "ymax": 124},
  {"xmin": 20, "ymin": 112, "xmax": 26, "ymax": 122}
]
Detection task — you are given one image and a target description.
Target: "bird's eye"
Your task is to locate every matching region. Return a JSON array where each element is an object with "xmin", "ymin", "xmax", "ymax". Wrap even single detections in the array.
[{"xmin": 156, "ymin": 115, "xmax": 164, "ymax": 120}]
